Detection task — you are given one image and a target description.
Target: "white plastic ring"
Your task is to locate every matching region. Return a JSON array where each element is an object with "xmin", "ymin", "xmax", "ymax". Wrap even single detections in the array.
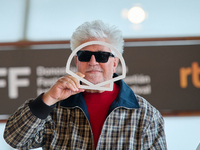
[{"xmin": 66, "ymin": 41, "xmax": 126, "ymax": 91}]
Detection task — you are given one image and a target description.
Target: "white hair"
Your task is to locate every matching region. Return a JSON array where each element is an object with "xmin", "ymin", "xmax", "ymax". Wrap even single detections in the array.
[{"xmin": 70, "ymin": 20, "xmax": 124, "ymax": 54}]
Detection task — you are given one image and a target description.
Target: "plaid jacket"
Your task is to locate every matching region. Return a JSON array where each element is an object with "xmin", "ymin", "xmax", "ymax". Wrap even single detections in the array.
[{"xmin": 4, "ymin": 79, "xmax": 167, "ymax": 150}]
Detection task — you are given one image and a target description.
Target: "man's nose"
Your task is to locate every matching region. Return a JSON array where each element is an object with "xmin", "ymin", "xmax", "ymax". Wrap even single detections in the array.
[{"xmin": 88, "ymin": 55, "xmax": 98, "ymax": 65}]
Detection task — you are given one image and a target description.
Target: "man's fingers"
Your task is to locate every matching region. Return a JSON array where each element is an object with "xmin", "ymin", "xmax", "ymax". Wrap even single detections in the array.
[
  {"xmin": 43, "ymin": 73, "xmax": 86, "ymax": 104},
  {"xmin": 75, "ymin": 72, "xmax": 85, "ymax": 78},
  {"xmin": 71, "ymin": 72, "xmax": 85, "ymax": 88},
  {"xmin": 55, "ymin": 72, "xmax": 85, "ymax": 94},
  {"xmin": 58, "ymin": 72, "xmax": 85, "ymax": 91},
  {"xmin": 59, "ymin": 77, "xmax": 79, "ymax": 92}
]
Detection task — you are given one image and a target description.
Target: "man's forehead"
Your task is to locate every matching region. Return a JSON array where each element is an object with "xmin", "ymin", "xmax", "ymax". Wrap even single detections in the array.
[{"xmin": 81, "ymin": 44, "xmax": 111, "ymax": 51}]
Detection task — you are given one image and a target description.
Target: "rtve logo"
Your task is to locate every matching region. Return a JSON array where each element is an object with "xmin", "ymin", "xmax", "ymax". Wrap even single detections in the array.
[
  {"xmin": 0, "ymin": 67, "xmax": 31, "ymax": 99},
  {"xmin": 180, "ymin": 62, "xmax": 200, "ymax": 88}
]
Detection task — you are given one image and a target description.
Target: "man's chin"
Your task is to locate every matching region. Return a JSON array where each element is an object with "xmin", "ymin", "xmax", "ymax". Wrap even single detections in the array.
[
  {"xmin": 87, "ymin": 80, "xmax": 102, "ymax": 85},
  {"xmin": 84, "ymin": 74, "xmax": 102, "ymax": 84},
  {"xmin": 84, "ymin": 77, "xmax": 103, "ymax": 85}
]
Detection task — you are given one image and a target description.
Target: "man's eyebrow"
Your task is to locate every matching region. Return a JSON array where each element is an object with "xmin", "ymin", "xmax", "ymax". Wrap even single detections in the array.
[{"xmin": 80, "ymin": 50, "xmax": 106, "ymax": 52}]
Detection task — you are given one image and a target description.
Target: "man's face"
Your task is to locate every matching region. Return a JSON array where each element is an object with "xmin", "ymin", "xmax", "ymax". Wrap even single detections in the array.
[{"xmin": 75, "ymin": 43, "xmax": 119, "ymax": 86}]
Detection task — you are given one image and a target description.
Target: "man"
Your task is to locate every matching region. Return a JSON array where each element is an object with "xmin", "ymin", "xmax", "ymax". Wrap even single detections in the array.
[{"xmin": 4, "ymin": 20, "xmax": 167, "ymax": 149}]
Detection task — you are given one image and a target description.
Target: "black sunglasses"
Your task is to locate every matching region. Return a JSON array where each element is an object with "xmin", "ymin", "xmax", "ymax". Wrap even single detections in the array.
[{"xmin": 76, "ymin": 50, "xmax": 115, "ymax": 63}]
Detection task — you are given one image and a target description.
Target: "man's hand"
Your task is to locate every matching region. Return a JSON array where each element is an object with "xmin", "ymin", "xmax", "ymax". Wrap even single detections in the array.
[{"xmin": 42, "ymin": 72, "xmax": 85, "ymax": 106}]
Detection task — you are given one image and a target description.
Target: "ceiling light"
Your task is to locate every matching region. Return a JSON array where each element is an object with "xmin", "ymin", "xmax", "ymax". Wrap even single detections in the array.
[{"xmin": 128, "ymin": 6, "xmax": 146, "ymax": 24}]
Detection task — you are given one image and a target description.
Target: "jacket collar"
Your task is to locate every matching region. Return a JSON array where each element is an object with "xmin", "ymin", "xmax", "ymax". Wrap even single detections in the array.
[
  {"xmin": 60, "ymin": 74, "xmax": 140, "ymax": 119},
  {"xmin": 112, "ymin": 79, "xmax": 140, "ymax": 109}
]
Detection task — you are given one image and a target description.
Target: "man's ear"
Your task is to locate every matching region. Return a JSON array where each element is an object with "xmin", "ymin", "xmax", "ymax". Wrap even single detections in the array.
[{"xmin": 113, "ymin": 57, "xmax": 119, "ymax": 73}]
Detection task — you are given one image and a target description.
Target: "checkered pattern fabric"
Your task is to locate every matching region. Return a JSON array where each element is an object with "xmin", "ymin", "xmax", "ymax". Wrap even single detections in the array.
[{"xmin": 4, "ymin": 80, "xmax": 167, "ymax": 150}]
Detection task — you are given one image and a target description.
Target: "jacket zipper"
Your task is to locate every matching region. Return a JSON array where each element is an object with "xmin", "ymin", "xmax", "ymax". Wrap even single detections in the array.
[
  {"xmin": 62, "ymin": 106, "xmax": 95, "ymax": 150},
  {"xmin": 77, "ymin": 106, "xmax": 95, "ymax": 150},
  {"xmin": 96, "ymin": 106, "xmax": 134, "ymax": 149}
]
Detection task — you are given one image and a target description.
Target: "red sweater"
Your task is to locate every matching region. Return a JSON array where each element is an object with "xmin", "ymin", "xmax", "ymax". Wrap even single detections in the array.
[{"xmin": 83, "ymin": 83, "xmax": 120, "ymax": 148}]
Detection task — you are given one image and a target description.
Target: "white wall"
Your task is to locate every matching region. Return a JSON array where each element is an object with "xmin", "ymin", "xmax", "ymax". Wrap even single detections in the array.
[
  {"xmin": 1, "ymin": 0, "xmax": 200, "ymax": 42},
  {"xmin": 1, "ymin": 116, "xmax": 200, "ymax": 150},
  {"xmin": 164, "ymin": 116, "xmax": 200, "ymax": 150}
]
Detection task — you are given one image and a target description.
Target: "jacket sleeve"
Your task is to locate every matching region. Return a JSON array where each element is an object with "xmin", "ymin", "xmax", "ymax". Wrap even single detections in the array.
[
  {"xmin": 3, "ymin": 94, "xmax": 55, "ymax": 149},
  {"xmin": 142, "ymin": 109, "xmax": 167, "ymax": 150}
]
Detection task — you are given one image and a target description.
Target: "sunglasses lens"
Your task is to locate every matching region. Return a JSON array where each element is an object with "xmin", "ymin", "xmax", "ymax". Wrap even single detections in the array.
[
  {"xmin": 77, "ymin": 51, "xmax": 91, "ymax": 62},
  {"xmin": 95, "ymin": 52, "xmax": 109, "ymax": 63},
  {"xmin": 77, "ymin": 51, "xmax": 113, "ymax": 63}
]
